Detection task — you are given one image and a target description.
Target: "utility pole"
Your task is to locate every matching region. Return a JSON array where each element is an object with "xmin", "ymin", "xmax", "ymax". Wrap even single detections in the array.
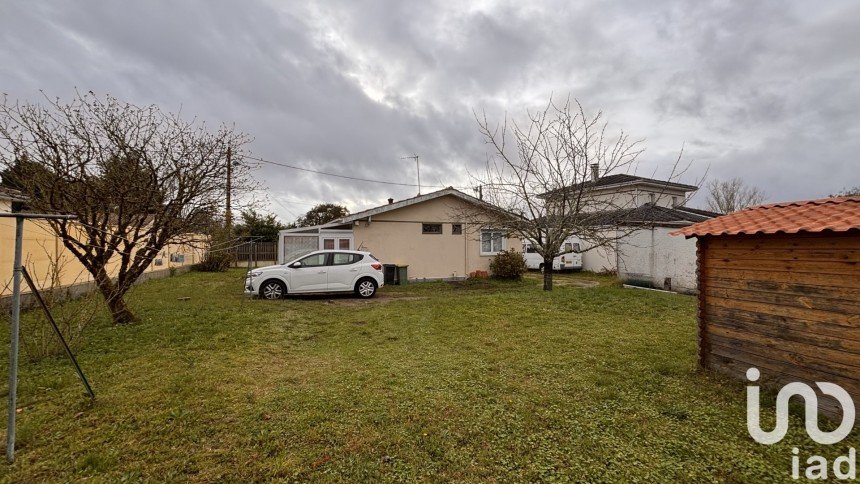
[
  {"xmin": 225, "ymin": 145, "xmax": 233, "ymax": 229},
  {"xmin": 402, "ymin": 154, "xmax": 420, "ymax": 195}
]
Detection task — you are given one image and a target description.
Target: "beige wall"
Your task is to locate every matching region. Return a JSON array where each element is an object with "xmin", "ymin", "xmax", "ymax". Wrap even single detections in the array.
[
  {"xmin": 351, "ymin": 195, "xmax": 519, "ymax": 280},
  {"xmin": 0, "ymin": 205, "xmax": 206, "ymax": 296}
]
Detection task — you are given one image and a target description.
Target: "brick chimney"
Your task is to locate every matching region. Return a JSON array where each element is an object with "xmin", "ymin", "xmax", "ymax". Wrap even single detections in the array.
[{"xmin": 590, "ymin": 163, "xmax": 600, "ymax": 182}]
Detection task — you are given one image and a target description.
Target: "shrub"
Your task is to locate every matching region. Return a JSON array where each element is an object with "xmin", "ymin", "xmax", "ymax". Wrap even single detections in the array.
[
  {"xmin": 191, "ymin": 251, "xmax": 234, "ymax": 272},
  {"xmin": 19, "ymin": 290, "xmax": 101, "ymax": 362},
  {"xmin": 13, "ymin": 258, "xmax": 101, "ymax": 362},
  {"xmin": 489, "ymin": 249, "xmax": 527, "ymax": 280}
]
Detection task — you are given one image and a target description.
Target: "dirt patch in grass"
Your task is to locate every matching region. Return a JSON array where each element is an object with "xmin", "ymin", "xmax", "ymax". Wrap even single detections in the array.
[
  {"xmin": 543, "ymin": 279, "xmax": 600, "ymax": 288},
  {"xmin": 523, "ymin": 272, "xmax": 604, "ymax": 288},
  {"xmin": 446, "ymin": 279, "xmax": 493, "ymax": 290},
  {"xmin": 319, "ymin": 294, "xmax": 428, "ymax": 307}
]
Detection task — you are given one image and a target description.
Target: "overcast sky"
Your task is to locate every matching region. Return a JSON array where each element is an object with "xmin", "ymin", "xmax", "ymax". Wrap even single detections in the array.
[{"xmin": 2, "ymin": 0, "xmax": 858, "ymax": 221}]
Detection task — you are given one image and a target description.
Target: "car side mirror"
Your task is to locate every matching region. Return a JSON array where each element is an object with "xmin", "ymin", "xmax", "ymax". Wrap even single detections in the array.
[{"xmin": 290, "ymin": 262, "xmax": 302, "ymax": 268}]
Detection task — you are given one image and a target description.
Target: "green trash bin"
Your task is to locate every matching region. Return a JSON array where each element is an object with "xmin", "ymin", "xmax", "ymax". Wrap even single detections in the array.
[{"xmin": 396, "ymin": 265, "xmax": 408, "ymax": 285}]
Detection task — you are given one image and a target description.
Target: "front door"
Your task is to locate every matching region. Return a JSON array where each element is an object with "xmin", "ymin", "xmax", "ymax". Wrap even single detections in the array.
[{"xmin": 290, "ymin": 253, "xmax": 329, "ymax": 292}]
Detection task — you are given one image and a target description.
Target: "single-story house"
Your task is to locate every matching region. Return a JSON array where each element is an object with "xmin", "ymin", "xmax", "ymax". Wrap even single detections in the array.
[
  {"xmin": 674, "ymin": 195, "xmax": 860, "ymax": 420},
  {"xmin": 278, "ymin": 188, "xmax": 520, "ymax": 280},
  {"xmin": 1, "ymin": 186, "xmax": 204, "ymax": 299}
]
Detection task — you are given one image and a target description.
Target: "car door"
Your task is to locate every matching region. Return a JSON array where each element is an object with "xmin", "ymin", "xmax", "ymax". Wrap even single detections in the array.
[
  {"xmin": 289, "ymin": 253, "xmax": 330, "ymax": 292},
  {"xmin": 326, "ymin": 253, "xmax": 362, "ymax": 291}
]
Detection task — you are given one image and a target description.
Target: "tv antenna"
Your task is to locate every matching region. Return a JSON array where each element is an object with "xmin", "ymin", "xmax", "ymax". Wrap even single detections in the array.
[{"xmin": 401, "ymin": 154, "xmax": 420, "ymax": 195}]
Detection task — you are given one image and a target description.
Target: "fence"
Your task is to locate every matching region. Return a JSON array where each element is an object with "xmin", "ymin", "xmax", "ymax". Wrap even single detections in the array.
[{"xmin": 229, "ymin": 240, "xmax": 278, "ymax": 267}]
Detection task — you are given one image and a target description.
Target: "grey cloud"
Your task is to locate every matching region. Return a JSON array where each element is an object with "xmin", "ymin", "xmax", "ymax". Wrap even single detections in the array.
[{"xmin": 1, "ymin": 0, "xmax": 858, "ymax": 222}]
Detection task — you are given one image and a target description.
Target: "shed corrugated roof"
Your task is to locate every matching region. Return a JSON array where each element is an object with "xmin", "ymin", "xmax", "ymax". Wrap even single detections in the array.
[
  {"xmin": 0, "ymin": 186, "xmax": 26, "ymax": 202},
  {"xmin": 673, "ymin": 196, "xmax": 860, "ymax": 237}
]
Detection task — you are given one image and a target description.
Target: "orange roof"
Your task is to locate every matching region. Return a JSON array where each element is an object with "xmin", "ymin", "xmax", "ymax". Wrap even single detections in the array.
[{"xmin": 673, "ymin": 196, "xmax": 860, "ymax": 238}]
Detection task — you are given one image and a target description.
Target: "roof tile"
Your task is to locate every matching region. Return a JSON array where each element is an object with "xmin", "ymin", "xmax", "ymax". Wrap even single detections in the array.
[{"xmin": 673, "ymin": 196, "xmax": 860, "ymax": 237}]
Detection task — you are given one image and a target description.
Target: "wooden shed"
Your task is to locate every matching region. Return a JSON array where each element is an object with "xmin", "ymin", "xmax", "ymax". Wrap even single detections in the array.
[{"xmin": 674, "ymin": 196, "xmax": 860, "ymax": 419}]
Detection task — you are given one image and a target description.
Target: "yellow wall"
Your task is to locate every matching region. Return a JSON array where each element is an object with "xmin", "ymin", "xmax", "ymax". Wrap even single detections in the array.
[
  {"xmin": 351, "ymin": 195, "xmax": 519, "ymax": 279},
  {"xmin": 0, "ymin": 201, "xmax": 206, "ymax": 296}
]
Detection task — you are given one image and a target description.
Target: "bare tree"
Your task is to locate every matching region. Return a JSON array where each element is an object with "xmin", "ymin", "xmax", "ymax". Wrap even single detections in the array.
[
  {"xmin": 830, "ymin": 186, "xmax": 860, "ymax": 197},
  {"xmin": 460, "ymin": 96, "xmax": 685, "ymax": 291},
  {"xmin": 706, "ymin": 177, "xmax": 766, "ymax": 214},
  {"xmin": 0, "ymin": 92, "xmax": 253, "ymax": 324}
]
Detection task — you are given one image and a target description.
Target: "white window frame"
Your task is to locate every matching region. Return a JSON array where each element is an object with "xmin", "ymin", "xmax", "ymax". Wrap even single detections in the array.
[{"xmin": 480, "ymin": 229, "xmax": 506, "ymax": 256}]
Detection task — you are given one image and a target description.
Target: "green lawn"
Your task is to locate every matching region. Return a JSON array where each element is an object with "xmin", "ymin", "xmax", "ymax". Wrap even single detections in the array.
[{"xmin": 0, "ymin": 270, "xmax": 855, "ymax": 481}]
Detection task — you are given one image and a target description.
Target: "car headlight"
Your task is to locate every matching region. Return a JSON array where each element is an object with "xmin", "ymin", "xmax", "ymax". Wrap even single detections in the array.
[{"xmin": 248, "ymin": 270, "xmax": 263, "ymax": 277}]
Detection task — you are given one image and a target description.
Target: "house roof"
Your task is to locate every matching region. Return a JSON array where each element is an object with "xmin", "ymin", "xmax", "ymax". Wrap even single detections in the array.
[
  {"xmin": 280, "ymin": 187, "xmax": 501, "ymax": 234},
  {"xmin": 672, "ymin": 196, "xmax": 860, "ymax": 238},
  {"xmin": 586, "ymin": 204, "xmax": 718, "ymax": 228},
  {"xmin": 0, "ymin": 186, "xmax": 26, "ymax": 202},
  {"xmin": 542, "ymin": 174, "xmax": 699, "ymax": 198},
  {"xmin": 334, "ymin": 187, "xmax": 492, "ymax": 224}
]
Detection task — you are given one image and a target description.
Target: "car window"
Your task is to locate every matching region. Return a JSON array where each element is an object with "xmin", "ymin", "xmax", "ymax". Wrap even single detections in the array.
[
  {"xmin": 332, "ymin": 253, "xmax": 362, "ymax": 265},
  {"xmin": 298, "ymin": 253, "xmax": 327, "ymax": 267}
]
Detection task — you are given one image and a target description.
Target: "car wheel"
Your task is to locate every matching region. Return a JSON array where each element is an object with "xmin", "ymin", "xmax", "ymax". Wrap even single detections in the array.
[
  {"xmin": 260, "ymin": 279, "xmax": 286, "ymax": 300},
  {"xmin": 355, "ymin": 278, "xmax": 377, "ymax": 298},
  {"xmin": 538, "ymin": 263, "xmax": 545, "ymax": 273}
]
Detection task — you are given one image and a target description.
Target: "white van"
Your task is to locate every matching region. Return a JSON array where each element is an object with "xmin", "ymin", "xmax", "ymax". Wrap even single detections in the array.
[{"xmin": 522, "ymin": 238, "xmax": 583, "ymax": 272}]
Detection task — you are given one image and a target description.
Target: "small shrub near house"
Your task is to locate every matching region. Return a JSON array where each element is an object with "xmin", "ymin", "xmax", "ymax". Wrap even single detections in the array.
[
  {"xmin": 489, "ymin": 249, "xmax": 527, "ymax": 280},
  {"xmin": 191, "ymin": 251, "xmax": 234, "ymax": 272}
]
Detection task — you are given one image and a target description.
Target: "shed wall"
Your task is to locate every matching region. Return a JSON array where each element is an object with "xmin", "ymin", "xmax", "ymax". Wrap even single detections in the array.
[{"xmin": 699, "ymin": 232, "xmax": 860, "ymax": 418}]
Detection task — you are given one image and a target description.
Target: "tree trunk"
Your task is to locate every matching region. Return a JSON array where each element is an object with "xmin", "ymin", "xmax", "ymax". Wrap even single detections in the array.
[
  {"xmin": 105, "ymin": 294, "xmax": 137, "ymax": 325},
  {"xmin": 542, "ymin": 257, "xmax": 553, "ymax": 291},
  {"xmin": 94, "ymin": 270, "xmax": 138, "ymax": 324}
]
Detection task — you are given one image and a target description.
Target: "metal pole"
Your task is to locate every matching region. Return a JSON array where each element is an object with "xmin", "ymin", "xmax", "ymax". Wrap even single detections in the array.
[
  {"xmin": 225, "ymin": 146, "xmax": 233, "ymax": 229},
  {"xmin": 6, "ymin": 216, "xmax": 24, "ymax": 463},
  {"xmin": 246, "ymin": 241, "xmax": 252, "ymax": 273}
]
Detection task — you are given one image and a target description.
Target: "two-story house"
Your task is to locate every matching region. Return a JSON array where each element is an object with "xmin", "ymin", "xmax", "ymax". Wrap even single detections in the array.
[{"xmin": 545, "ymin": 164, "xmax": 718, "ymax": 293}]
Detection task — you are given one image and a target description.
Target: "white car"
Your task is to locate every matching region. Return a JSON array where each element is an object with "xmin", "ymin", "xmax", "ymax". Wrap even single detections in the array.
[{"xmin": 244, "ymin": 250, "xmax": 385, "ymax": 299}]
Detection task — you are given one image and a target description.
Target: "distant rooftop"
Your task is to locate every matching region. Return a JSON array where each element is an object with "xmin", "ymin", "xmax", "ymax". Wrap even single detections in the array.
[
  {"xmin": 0, "ymin": 186, "xmax": 26, "ymax": 202},
  {"xmin": 588, "ymin": 203, "xmax": 718, "ymax": 228},
  {"xmin": 542, "ymin": 173, "xmax": 699, "ymax": 198}
]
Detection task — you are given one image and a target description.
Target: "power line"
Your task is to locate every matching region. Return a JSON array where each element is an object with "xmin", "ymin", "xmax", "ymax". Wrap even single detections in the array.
[
  {"xmin": 245, "ymin": 154, "xmax": 452, "ymax": 189},
  {"xmin": 270, "ymin": 197, "xmax": 300, "ymax": 219}
]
